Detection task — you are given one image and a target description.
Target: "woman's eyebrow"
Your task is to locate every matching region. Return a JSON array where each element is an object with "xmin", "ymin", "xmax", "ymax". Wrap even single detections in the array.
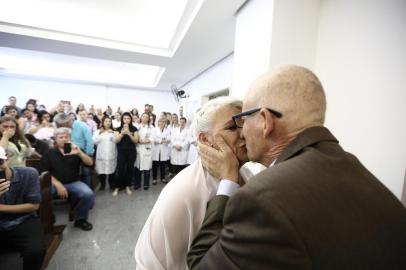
[{"xmin": 221, "ymin": 120, "xmax": 235, "ymax": 128}]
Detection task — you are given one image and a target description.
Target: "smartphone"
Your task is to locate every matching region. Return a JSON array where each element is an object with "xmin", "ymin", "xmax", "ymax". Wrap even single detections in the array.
[
  {"xmin": 63, "ymin": 143, "xmax": 72, "ymax": 154},
  {"xmin": 0, "ymin": 170, "xmax": 5, "ymax": 180}
]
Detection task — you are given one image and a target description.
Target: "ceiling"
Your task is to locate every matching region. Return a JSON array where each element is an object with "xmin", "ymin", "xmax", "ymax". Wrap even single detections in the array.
[{"xmin": 0, "ymin": 0, "xmax": 246, "ymax": 91}]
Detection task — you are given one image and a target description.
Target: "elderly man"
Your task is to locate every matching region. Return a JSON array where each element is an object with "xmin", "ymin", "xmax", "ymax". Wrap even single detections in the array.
[
  {"xmin": 0, "ymin": 146, "xmax": 46, "ymax": 270},
  {"xmin": 187, "ymin": 65, "xmax": 406, "ymax": 269},
  {"xmin": 53, "ymin": 113, "xmax": 94, "ymax": 187},
  {"xmin": 40, "ymin": 128, "xmax": 94, "ymax": 231},
  {"xmin": 134, "ymin": 97, "xmax": 249, "ymax": 270}
]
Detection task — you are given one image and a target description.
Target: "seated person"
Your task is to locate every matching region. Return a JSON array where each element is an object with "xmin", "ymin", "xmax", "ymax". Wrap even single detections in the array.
[
  {"xmin": 40, "ymin": 127, "xmax": 95, "ymax": 231},
  {"xmin": 28, "ymin": 110, "xmax": 55, "ymax": 147},
  {"xmin": 3, "ymin": 105, "xmax": 20, "ymax": 119},
  {"xmin": 0, "ymin": 146, "xmax": 46, "ymax": 270},
  {"xmin": 134, "ymin": 97, "xmax": 249, "ymax": 270},
  {"xmin": 0, "ymin": 116, "xmax": 34, "ymax": 167}
]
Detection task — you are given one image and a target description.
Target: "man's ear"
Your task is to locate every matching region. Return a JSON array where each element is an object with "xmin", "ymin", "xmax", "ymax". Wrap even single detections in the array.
[
  {"xmin": 260, "ymin": 109, "xmax": 274, "ymax": 138},
  {"xmin": 198, "ymin": 132, "xmax": 211, "ymax": 146}
]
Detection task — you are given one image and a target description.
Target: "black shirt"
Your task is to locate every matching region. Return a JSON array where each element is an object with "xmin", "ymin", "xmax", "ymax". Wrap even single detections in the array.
[
  {"xmin": 32, "ymin": 139, "xmax": 49, "ymax": 157},
  {"xmin": 40, "ymin": 148, "xmax": 81, "ymax": 184},
  {"xmin": 116, "ymin": 126, "xmax": 138, "ymax": 150}
]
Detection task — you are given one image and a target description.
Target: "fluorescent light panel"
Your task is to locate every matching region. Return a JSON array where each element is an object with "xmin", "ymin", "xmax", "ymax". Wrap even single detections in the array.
[
  {"xmin": 0, "ymin": 0, "xmax": 198, "ymax": 55},
  {"xmin": 0, "ymin": 47, "xmax": 165, "ymax": 87}
]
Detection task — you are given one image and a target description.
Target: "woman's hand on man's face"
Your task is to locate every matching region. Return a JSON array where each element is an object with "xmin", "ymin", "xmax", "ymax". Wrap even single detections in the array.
[{"xmin": 198, "ymin": 134, "xmax": 239, "ymax": 183}]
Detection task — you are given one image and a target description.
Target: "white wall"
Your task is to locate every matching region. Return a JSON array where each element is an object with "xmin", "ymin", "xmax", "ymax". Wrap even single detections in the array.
[
  {"xmin": 180, "ymin": 54, "xmax": 234, "ymax": 120},
  {"xmin": 181, "ymin": 54, "xmax": 233, "ymax": 98},
  {"xmin": 0, "ymin": 75, "xmax": 178, "ymax": 114},
  {"xmin": 269, "ymin": 0, "xmax": 320, "ymax": 69},
  {"xmin": 231, "ymin": 0, "xmax": 321, "ymax": 98},
  {"xmin": 231, "ymin": 0, "xmax": 273, "ymax": 98},
  {"xmin": 315, "ymin": 0, "xmax": 406, "ymax": 198}
]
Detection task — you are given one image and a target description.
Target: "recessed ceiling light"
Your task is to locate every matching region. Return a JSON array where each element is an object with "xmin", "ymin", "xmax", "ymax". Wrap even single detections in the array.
[
  {"xmin": 0, "ymin": 0, "xmax": 204, "ymax": 56},
  {"xmin": 0, "ymin": 47, "xmax": 165, "ymax": 87}
]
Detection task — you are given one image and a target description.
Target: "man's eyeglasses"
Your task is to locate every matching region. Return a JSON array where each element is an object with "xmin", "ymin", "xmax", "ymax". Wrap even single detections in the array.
[{"xmin": 232, "ymin": 108, "xmax": 283, "ymax": 128}]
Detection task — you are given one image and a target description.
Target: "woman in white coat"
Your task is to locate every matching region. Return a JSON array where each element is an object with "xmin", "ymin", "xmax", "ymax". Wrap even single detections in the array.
[
  {"xmin": 186, "ymin": 120, "xmax": 198, "ymax": 165},
  {"xmin": 152, "ymin": 118, "xmax": 171, "ymax": 184},
  {"xmin": 93, "ymin": 116, "xmax": 117, "ymax": 190},
  {"xmin": 134, "ymin": 113, "xmax": 154, "ymax": 190},
  {"xmin": 170, "ymin": 117, "xmax": 189, "ymax": 174}
]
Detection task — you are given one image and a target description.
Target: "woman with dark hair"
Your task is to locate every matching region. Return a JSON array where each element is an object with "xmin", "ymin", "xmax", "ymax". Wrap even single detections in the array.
[
  {"xmin": 93, "ymin": 116, "xmax": 117, "ymax": 191},
  {"xmin": 0, "ymin": 116, "xmax": 33, "ymax": 167},
  {"xmin": 130, "ymin": 108, "xmax": 139, "ymax": 118},
  {"xmin": 4, "ymin": 105, "xmax": 19, "ymax": 119},
  {"xmin": 113, "ymin": 112, "xmax": 139, "ymax": 196},
  {"xmin": 134, "ymin": 113, "xmax": 154, "ymax": 190},
  {"xmin": 28, "ymin": 110, "xmax": 55, "ymax": 146},
  {"xmin": 75, "ymin": 103, "xmax": 86, "ymax": 114},
  {"xmin": 25, "ymin": 101, "xmax": 39, "ymax": 124},
  {"xmin": 68, "ymin": 112, "xmax": 77, "ymax": 121},
  {"xmin": 104, "ymin": 106, "xmax": 113, "ymax": 117}
]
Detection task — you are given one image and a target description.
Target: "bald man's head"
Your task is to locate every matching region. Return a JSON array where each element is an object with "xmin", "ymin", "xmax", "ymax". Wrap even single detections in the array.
[{"xmin": 245, "ymin": 65, "xmax": 326, "ymax": 133}]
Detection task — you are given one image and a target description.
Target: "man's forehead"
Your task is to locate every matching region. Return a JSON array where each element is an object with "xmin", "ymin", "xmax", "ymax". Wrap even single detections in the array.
[{"xmin": 242, "ymin": 96, "xmax": 257, "ymax": 111}]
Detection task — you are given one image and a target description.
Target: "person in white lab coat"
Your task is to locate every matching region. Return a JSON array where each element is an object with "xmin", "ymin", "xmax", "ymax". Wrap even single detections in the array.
[
  {"xmin": 152, "ymin": 118, "xmax": 171, "ymax": 184},
  {"xmin": 186, "ymin": 120, "xmax": 198, "ymax": 165},
  {"xmin": 166, "ymin": 113, "xmax": 179, "ymax": 176},
  {"xmin": 112, "ymin": 111, "xmax": 121, "ymax": 130},
  {"xmin": 92, "ymin": 116, "xmax": 117, "ymax": 190},
  {"xmin": 170, "ymin": 117, "xmax": 189, "ymax": 174},
  {"xmin": 134, "ymin": 97, "xmax": 250, "ymax": 270},
  {"xmin": 134, "ymin": 113, "xmax": 154, "ymax": 190}
]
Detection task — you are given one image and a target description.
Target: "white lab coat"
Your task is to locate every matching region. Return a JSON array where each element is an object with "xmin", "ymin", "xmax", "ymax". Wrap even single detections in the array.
[
  {"xmin": 152, "ymin": 127, "xmax": 171, "ymax": 161},
  {"xmin": 92, "ymin": 130, "xmax": 117, "ymax": 174},
  {"xmin": 135, "ymin": 124, "xmax": 153, "ymax": 171},
  {"xmin": 186, "ymin": 125, "xmax": 198, "ymax": 164},
  {"xmin": 170, "ymin": 127, "xmax": 189, "ymax": 165}
]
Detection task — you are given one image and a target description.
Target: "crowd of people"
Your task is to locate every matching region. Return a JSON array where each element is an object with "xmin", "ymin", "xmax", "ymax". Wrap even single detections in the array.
[{"xmin": 1, "ymin": 97, "xmax": 199, "ymax": 194}]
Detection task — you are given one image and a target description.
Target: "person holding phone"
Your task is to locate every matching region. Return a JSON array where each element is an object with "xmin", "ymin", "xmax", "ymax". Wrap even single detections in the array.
[
  {"xmin": 0, "ymin": 172, "xmax": 10, "ymax": 197},
  {"xmin": 52, "ymin": 113, "xmax": 94, "ymax": 188},
  {"xmin": 40, "ymin": 127, "xmax": 95, "ymax": 231},
  {"xmin": 113, "ymin": 112, "xmax": 139, "ymax": 196},
  {"xmin": 0, "ymin": 146, "xmax": 46, "ymax": 270}
]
